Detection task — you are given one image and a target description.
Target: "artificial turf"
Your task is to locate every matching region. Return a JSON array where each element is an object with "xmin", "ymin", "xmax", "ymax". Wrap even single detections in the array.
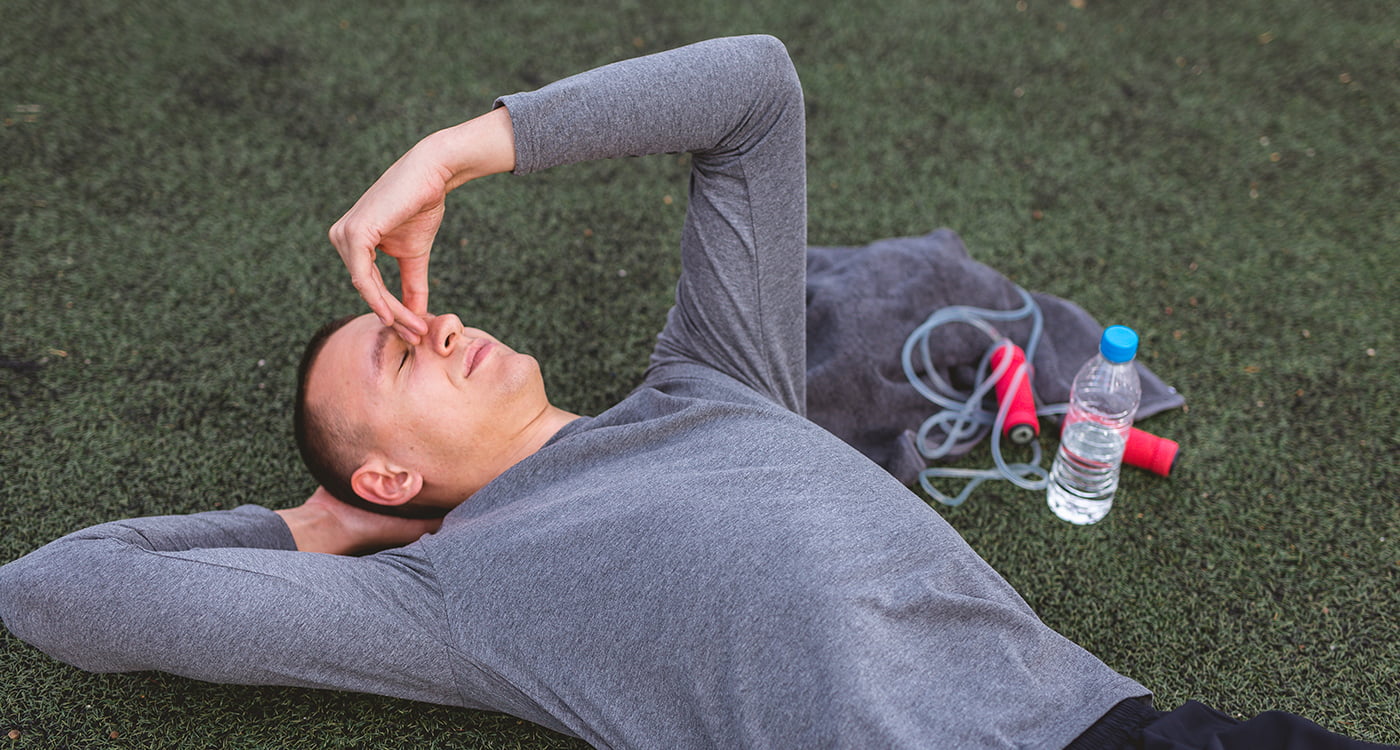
[{"xmin": 2, "ymin": 0, "xmax": 1396, "ymax": 747}]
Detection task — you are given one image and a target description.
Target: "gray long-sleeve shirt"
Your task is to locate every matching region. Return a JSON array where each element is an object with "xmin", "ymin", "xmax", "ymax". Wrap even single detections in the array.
[{"xmin": 0, "ymin": 36, "xmax": 1145, "ymax": 749}]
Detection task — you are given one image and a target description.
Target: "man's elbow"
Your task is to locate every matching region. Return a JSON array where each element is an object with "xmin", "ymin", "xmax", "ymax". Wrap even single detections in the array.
[
  {"xmin": 0, "ymin": 547, "xmax": 124, "ymax": 673},
  {"xmin": 1, "ymin": 554, "xmax": 53, "ymax": 651},
  {"xmin": 744, "ymin": 34, "xmax": 803, "ymax": 105}
]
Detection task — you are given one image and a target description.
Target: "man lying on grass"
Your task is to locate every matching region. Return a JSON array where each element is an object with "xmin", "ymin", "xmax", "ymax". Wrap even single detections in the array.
[{"xmin": 0, "ymin": 35, "xmax": 1392, "ymax": 750}]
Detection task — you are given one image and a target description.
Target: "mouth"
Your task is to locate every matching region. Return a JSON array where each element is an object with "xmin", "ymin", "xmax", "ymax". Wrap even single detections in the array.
[{"xmin": 463, "ymin": 340, "xmax": 494, "ymax": 379}]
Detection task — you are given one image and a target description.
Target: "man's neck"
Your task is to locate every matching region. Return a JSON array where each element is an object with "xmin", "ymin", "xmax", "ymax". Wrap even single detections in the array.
[
  {"xmin": 429, "ymin": 404, "xmax": 581, "ymax": 510},
  {"xmin": 518, "ymin": 404, "xmax": 583, "ymax": 457}
]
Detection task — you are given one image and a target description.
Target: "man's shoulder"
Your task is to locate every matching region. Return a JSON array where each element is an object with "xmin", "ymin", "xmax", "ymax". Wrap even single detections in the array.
[{"xmin": 636, "ymin": 360, "xmax": 793, "ymax": 413}]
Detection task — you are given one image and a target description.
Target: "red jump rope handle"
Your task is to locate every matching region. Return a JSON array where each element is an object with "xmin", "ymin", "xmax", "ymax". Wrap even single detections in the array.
[
  {"xmin": 1124, "ymin": 427, "xmax": 1179, "ymax": 477},
  {"xmin": 989, "ymin": 342, "xmax": 1039, "ymax": 445}
]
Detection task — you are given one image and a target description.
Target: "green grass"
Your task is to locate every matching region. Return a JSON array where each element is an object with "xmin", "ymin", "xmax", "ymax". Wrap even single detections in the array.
[{"xmin": 2, "ymin": 0, "xmax": 1396, "ymax": 746}]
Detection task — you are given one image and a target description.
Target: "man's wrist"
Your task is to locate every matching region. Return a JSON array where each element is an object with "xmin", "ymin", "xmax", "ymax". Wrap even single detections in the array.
[
  {"xmin": 274, "ymin": 504, "xmax": 348, "ymax": 554},
  {"xmin": 428, "ymin": 106, "xmax": 516, "ymax": 190}
]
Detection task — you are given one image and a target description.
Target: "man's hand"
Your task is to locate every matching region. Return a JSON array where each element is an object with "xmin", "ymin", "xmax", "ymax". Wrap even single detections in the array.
[
  {"xmin": 276, "ymin": 487, "xmax": 443, "ymax": 556},
  {"xmin": 328, "ymin": 148, "xmax": 448, "ymax": 344},
  {"xmin": 328, "ymin": 107, "xmax": 517, "ymax": 344}
]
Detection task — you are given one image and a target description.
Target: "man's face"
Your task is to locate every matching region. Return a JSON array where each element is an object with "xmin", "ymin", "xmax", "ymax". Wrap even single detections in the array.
[{"xmin": 306, "ymin": 312, "xmax": 548, "ymax": 504}]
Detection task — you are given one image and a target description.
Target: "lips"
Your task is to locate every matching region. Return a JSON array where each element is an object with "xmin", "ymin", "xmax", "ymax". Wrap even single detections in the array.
[{"xmin": 463, "ymin": 340, "xmax": 493, "ymax": 378}]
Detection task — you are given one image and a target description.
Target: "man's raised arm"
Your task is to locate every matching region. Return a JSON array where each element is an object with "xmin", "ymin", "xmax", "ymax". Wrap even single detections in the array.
[
  {"xmin": 499, "ymin": 34, "xmax": 809, "ymax": 410},
  {"xmin": 332, "ymin": 35, "xmax": 808, "ymax": 409}
]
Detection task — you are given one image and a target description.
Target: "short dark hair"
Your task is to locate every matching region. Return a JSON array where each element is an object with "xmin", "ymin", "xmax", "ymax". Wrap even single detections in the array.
[{"xmin": 293, "ymin": 315, "xmax": 445, "ymax": 520}]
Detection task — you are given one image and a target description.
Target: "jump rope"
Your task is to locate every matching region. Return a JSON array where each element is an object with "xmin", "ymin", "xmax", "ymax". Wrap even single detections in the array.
[{"xmin": 901, "ymin": 286, "xmax": 1178, "ymax": 506}]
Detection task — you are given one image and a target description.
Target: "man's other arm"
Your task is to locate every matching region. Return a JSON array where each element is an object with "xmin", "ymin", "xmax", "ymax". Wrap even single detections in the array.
[{"xmin": 0, "ymin": 505, "xmax": 465, "ymax": 707}]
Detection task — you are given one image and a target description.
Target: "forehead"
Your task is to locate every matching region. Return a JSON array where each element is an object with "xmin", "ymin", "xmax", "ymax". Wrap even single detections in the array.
[{"xmin": 307, "ymin": 313, "xmax": 388, "ymax": 403}]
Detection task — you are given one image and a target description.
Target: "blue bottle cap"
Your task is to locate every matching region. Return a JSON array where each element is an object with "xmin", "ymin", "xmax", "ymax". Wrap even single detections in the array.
[{"xmin": 1100, "ymin": 325, "xmax": 1138, "ymax": 363}]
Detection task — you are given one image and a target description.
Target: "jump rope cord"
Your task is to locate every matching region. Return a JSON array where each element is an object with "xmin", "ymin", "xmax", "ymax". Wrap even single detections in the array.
[{"xmin": 899, "ymin": 286, "xmax": 1068, "ymax": 506}]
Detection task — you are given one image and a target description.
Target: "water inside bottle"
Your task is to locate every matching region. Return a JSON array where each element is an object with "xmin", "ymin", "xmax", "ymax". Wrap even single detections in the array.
[{"xmin": 1047, "ymin": 419, "xmax": 1126, "ymax": 524}]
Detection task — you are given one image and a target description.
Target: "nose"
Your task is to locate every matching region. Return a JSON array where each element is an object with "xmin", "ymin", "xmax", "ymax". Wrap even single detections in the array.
[{"xmin": 425, "ymin": 314, "xmax": 466, "ymax": 357}]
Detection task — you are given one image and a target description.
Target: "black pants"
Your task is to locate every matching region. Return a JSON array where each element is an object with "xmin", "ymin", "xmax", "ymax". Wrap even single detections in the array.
[{"xmin": 1069, "ymin": 698, "xmax": 1399, "ymax": 750}]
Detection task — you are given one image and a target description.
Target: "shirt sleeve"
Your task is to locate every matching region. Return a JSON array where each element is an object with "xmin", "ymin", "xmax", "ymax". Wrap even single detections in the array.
[
  {"xmin": 0, "ymin": 505, "xmax": 469, "ymax": 709},
  {"xmin": 496, "ymin": 34, "xmax": 808, "ymax": 414}
]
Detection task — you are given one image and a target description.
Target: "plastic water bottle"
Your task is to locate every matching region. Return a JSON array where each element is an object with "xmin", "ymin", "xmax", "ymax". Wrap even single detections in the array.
[{"xmin": 1047, "ymin": 325, "xmax": 1142, "ymax": 524}]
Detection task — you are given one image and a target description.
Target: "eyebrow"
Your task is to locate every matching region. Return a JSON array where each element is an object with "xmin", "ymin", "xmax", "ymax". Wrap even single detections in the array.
[{"xmin": 370, "ymin": 325, "xmax": 394, "ymax": 384}]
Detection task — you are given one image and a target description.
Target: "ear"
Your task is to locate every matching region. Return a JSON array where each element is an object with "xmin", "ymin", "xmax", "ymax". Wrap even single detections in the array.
[{"xmin": 350, "ymin": 456, "xmax": 425, "ymax": 508}]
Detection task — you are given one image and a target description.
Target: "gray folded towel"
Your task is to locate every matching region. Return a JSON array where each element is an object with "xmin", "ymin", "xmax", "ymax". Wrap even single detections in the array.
[{"xmin": 806, "ymin": 229, "xmax": 1184, "ymax": 486}]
